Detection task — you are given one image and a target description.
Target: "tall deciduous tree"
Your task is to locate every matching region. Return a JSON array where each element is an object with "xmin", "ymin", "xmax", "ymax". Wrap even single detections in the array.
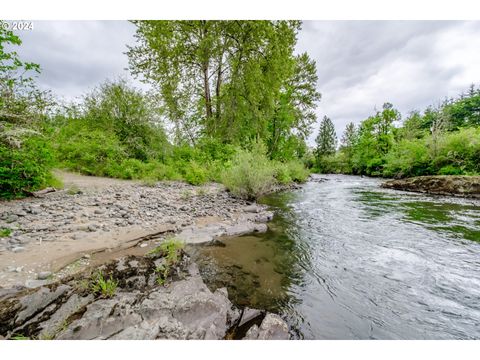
[{"xmin": 127, "ymin": 20, "xmax": 320, "ymax": 158}]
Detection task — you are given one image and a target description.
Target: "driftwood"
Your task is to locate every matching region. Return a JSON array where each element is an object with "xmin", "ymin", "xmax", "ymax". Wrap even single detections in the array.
[{"xmin": 29, "ymin": 187, "xmax": 57, "ymax": 198}]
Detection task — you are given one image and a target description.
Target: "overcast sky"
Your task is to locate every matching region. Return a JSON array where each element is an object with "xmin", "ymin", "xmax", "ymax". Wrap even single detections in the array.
[{"xmin": 12, "ymin": 20, "xmax": 480, "ymax": 143}]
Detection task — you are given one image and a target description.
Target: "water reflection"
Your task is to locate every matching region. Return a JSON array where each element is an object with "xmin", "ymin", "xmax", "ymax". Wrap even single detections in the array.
[
  {"xmin": 355, "ymin": 189, "xmax": 480, "ymax": 242},
  {"xmin": 189, "ymin": 199, "xmax": 309, "ymax": 316},
  {"xmin": 191, "ymin": 175, "xmax": 480, "ymax": 339}
]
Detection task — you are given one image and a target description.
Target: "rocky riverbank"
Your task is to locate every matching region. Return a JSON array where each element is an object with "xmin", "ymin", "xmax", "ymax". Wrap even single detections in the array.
[
  {"xmin": 381, "ymin": 175, "xmax": 480, "ymax": 198},
  {"xmin": 0, "ymin": 171, "xmax": 290, "ymax": 340},
  {"xmin": 0, "ymin": 251, "xmax": 289, "ymax": 340},
  {"xmin": 0, "ymin": 172, "xmax": 273, "ymax": 288}
]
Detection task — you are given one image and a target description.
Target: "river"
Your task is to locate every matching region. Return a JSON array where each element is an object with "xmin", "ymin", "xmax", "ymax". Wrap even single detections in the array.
[{"xmin": 191, "ymin": 174, "xmax": 480, "ymax": 339}]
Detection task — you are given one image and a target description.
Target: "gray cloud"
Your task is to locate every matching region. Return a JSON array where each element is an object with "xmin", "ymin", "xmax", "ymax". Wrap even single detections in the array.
[
  {"xmin": 14, "ymin": 21, "xmax": 140, "ymax": 101},
  {"xmin": 9, "ymin": 20, "xmax": 480, "ymax": 144},
  {"xmin": 296, "ymin": 21, "xmax": 480, "ymax": 143}
]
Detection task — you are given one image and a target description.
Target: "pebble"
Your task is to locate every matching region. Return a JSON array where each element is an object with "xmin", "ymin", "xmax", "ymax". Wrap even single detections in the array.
[
  {"xmin": 25, "ymin": 279, "xmax": 49, "ymax": 288},
  {"xmin": 37, "ymin": 271, "xmax": 52, "ymax": 280},
  {"xmin": 76, "ymin": 225, "xmax": 89, "ymax": 232},
  {"xmin": 12, "ymin": 246, "xmax": 25, "ymax": 253},
  {"xmin": 17, "ymin": 236, "xmax": 30, "ymax": 244}
]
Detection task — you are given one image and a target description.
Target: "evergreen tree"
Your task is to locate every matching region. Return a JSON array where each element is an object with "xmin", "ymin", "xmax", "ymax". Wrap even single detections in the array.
[
  {"xmin": 315, "ymin": 115, "xmax": 337, "ymax": 158},
  {"xmin": 340, "ymin": 122, "xmax": 357, "ymax": 149}
]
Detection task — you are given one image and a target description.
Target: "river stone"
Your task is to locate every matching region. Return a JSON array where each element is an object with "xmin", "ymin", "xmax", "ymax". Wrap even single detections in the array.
[
  {"xmin": 253, "ymin": 223, "xmax": 268, "ymax": 233},
  {"xmin": 37, "ymin": 271, "xmax": 52, "ymax": 280},
  {"xmin": 25, "ymin": 279, "xmax": 50, "ymax": 289},
  {"xmin": 255, "ymin": 212, "xmax": 274, "ymax": 223},
  {"xmin": 224, "ymin": 222, "xmax": 258, "ymax": 237},
  {"xmin": 16, "ymin": 236, "xmax": 30, "ymax": 244},
  {"xmin": 238, "ymin": 307, "xmax": 264, "ymax": 328},
  {"xmin": 244, "ymin": 205, "xmax": 261, "ymax": 213},
  {"xmin": 252, "ymin": 314, "xmax": 289, "ymax": 340},
  {"xmin": 244, "ymin": 324, "xmax": 260, "ymax": 339}
]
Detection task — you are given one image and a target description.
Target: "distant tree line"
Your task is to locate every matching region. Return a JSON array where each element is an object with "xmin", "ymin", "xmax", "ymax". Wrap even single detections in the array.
[{"xmin": 314, "ymin": 86, "xmax": 480, "ymax": 177}]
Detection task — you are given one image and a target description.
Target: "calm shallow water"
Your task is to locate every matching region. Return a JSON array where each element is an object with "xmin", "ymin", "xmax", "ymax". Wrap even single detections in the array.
[{"xmin": 191, "ymin": 175, "xmax": 480, "ymax": 339}]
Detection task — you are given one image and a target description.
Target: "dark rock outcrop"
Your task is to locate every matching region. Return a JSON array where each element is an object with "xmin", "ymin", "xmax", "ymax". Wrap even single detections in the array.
[
  {"xmin": 381, "ymin": 176, "xmax": 480, "ymax": 198},
  {"xmin": 0, "ymin": 252, "xmax": 289, "ymax": 340}
]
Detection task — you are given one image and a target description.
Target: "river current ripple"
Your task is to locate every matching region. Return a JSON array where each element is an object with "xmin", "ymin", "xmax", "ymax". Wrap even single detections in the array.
[{"xmin": 196, "ymin": 175, "xmax": 480, "ymax": 339}]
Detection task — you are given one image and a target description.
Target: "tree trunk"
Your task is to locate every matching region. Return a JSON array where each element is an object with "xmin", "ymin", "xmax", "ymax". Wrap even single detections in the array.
[
  {"xmin": 203, "ymin": 63, "xmax": 213, "ymax": 121},
  {"xmin": 215, "ymin": 52, "xmax": 223, "ymax": 123}
]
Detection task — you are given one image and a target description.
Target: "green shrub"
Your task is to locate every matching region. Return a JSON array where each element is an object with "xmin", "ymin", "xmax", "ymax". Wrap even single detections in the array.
[
  {"xmin": 148, "ymin": 238, "xmax": 185, "ymax": 285},
  {"xmin": 160, "ymin": 238, "xmax": 184, "ymax": 265},
  {"xmin": 0, "ymin": 135, "xmax": 57, "ymax": 199},
  {"xmin": 435, "ymin": 127, "xmax": 480, "ymax": 174},
  {"xmin": 285, "ymin": 160, "xmax": 310, "ymax": 182},
  {"xmin": 221, "ymin": 145, "xmax": 276, "ymax": 199},
  {"xmin": 81, "ymin": 80, "xmax": 169, "ymax": 161},
  {"xmin": 106, "ymin": 158, "xmax": 145, "ymax": 179},
  {"xmin": 438, "ymin": 165, "xmax": 465, "ymax": 175},
  {"xmin": 274, "ymin": 163, "xmax": 292, "ymax": 184},
  {"xmin": 196, "ymin": 138, "xmax": 237, "ymax": 163},
  {"xmin": 183, "ymin": 161, "xmax": 208, "ymax": 185},
  {"xmin": 0, "ymin": 228, "xmax": 12, "ymax": 237},
  {"xmin": 274, "ymin": 161, "xmax": 310, "ymax": 183},
  {"xmin": 147, "ymin": 238, "xmax": 184, "ymax": 261},
  {"xmin": 54, "ymin": 124, "xmax": 126, "ymax": 176},
  {"xmin": 383, "ymin": 138, "xmax": 431, "ymax": 178},
  {"xmin": 315, "ymin": 154, "xmax": 343, "ymax": 174}
]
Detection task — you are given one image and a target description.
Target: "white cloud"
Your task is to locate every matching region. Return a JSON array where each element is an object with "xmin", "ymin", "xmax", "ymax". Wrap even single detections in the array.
[{"xmin": 8, "ymin": 20, "xmax": 480, "ymax": 144}]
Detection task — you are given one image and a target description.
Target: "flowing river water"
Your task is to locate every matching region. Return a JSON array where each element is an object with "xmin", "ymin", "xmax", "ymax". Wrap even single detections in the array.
[{"xmin": 190, "ymin": 174, "xmax": 480, "ymax": 339}]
